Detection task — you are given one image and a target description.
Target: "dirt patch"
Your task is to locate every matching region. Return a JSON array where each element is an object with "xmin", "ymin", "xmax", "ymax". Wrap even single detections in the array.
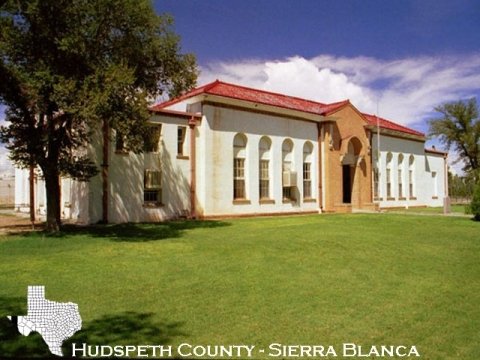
[{"xmin": 0, "ymin": 212, "xmax": 44, "ymax": 234}]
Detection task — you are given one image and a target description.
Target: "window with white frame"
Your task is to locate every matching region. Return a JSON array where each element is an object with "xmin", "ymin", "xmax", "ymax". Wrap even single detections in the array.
[
  {"xmin": 409, "ymin": 155, "xmax": 415, "ymax": 198},
  {"xmin": 386, "ymin": 152, "xmax": 393, "ymax": 198},
  {"xmin": 177, "ymin": 126, "xmax": 186, "ymax": 156},
  {"xmin": 398, "ymin": 154, "xmax": 404, "ymax": 198},
  {"xmin": 233, "ymin": 133, "xmax": 247, "ymax": 200},
  {"xmin": 259, "ymin": 136, "xmax": 271, "ymax": 200},
  {"xmin": 144, "ymin": 169, "xmax": 162, "ymax": 203},
  {"xmin": 282, "ymin": 139, "xmax": 294, "ymax": 200},
  {"xmin": 303, "ymin": 142, "xmax": 313, "ymax": 199}
]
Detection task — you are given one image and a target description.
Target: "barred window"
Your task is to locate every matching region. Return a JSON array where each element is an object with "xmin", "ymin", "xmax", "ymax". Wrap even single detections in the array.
[{"xmin": 144, "ymin": 170, "xmax": 161, "ymax": 203}]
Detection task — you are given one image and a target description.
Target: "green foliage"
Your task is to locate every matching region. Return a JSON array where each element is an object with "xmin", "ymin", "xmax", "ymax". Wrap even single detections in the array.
[
  {"xmin": 429, "ymin": 98, "xmax": 480, "ymax": 174},
  {"xmin": 448, "ymin": 171, "xmax": 476, "ymax": 200},
  {"xmin": 0, "ymin": 0, "xmax": 198, "ymax": 173},
  {"xmin": 0, "ymin": 0, "xmax": 197, "ymax": 229},
  {"xmin": 471, "ymin": 182, "xmax": 480, "ymax": 221}
]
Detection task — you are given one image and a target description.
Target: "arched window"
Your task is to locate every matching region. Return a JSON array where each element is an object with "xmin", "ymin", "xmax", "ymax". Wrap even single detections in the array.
[
  {"xmin": 259, "ymin": 136, "xmax": 271, "ymax": 200},
  {"xmin": 409, "ymin": 155, "xmax": 415, "ymax": 198},
  {"xmin": 386, "ymin": 152, "xmax": 393, "ymax": 199},
  {"xmin": 282, "ymin": 139, "xmax": 294, "ymax": 200},
  {"xmin": 303, "ymin": 142, "xmax": 313, "ymax": 199},
  {"xmin": 233, "ymin": 134, "xmax": 247, "ymax": 200},
  {"xmin": 398, "ymin": 154, "xmax": 404, "ymax": 198}
]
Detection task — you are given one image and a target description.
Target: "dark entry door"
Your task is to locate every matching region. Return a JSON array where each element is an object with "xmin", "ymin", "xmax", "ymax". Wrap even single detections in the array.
[{"xmin": 342, "ymin": 165, "xmax": 351, "ymax": 203}]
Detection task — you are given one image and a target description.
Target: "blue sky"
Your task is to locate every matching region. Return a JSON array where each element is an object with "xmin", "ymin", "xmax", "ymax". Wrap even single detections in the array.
[
  {"xmin": 154, "ymin": 0, "xmax": 480, "ymax": 172},
  {"xmin": 157, "ymin": 0, "xmax": 479, "ymax": 64},
  {"xmin": 1, "ymin": 1, "xmax": 479, "ymax": 173}
]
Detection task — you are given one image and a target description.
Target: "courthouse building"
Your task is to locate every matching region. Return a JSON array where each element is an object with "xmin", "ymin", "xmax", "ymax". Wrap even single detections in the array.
[{"xmin": 15, "ymin": 80, "xmax": 448, "ymax": 223}]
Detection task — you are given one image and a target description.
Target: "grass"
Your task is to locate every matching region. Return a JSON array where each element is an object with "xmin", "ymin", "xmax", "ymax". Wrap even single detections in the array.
[
  {"xmin": 384, "ymin": 204, "xmax": 469, "ymax": 215},
  {"xmin": 0, "ymin": 214, "xmax": 479, "ymax": 359}
]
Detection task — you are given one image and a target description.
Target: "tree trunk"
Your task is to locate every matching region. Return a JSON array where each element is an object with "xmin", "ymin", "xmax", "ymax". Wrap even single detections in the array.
[{"xmin": 44, "ymin": 168, "xmax": 61, "ymax": 232}]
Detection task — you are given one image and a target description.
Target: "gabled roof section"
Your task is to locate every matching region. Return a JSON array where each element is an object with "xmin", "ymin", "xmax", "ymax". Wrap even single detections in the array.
[
  {"xmin": 151, "ymin": 80, "xmax": 336, "ymax": 116},
  {"xmin": 362, "ymin": 113, "xmax": 425, "ymax": 137},
  {"xmin": 151, "ymin": 81, "xmax": 220, "ymax": 110},
  {"xmin": 152, "ymin": 80, "xmax": 425, "ymax": 138},
  {"xmin": 321, "ymin": 99, "xmax": 351, "ymax": 115}
]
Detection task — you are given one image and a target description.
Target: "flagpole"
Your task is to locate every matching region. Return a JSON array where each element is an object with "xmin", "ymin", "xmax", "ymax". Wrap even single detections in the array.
[{"xmin": 376, "ymin": 102, "xmax": 381, "ymax": 207}]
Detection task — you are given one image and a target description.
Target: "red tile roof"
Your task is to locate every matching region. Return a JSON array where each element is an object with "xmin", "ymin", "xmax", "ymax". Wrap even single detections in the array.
[
  {"xmin": 362, "ymin": 113, "xmax": 425, "ymax": 137},
  {"xmin": 152, "ymin": 80, "xmax": 424, "ymax": 137},
  {"xmin": 152, "ymin": 80, "xmax": 334, "ymax": 115}
]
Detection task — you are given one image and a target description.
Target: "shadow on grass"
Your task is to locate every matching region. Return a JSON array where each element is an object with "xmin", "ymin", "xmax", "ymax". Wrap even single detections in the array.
[
  {"xmin": 15, "ymin": 219, "xmax": 231, "ymax": 242},
  {"xmin": 1, "ymin": 295, "xmax": 185, "ymax": 358},
  {"xmin": 62, "ymin": 312, "xmax": 185, "ymax": 357},
  {"xmin": 0, "ymin": 295, "xmax": 54, "ymax": 358}
]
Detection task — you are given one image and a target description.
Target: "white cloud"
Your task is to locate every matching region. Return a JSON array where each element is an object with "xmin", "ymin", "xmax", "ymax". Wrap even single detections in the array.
[
  {"xmin": 0, "ymin": 107, "xmax": 14, "ymax": 176},
  {"xmin": 199, "ymin": 53, "xmax": 480, "ymax": 129},
  {"xmin": 200, "ymin": 53, "xmax": 480, "ymax": 176}
]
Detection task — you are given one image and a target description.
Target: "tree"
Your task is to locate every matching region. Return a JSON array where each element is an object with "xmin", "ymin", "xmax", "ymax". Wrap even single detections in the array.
[
  {"xmin": 471, "ymin": 182, "xmax": 480, "ymax": 221},
  {"xmin": 448, "ymin": 171, "xmax": 476, "ymax": 202},
  {"xmin": 429, "ymin": 98, "xmax": 480, "ymax": 178},
  {"xmin": 0, "ymin": 0, "xmax": 198, "ymax": 231}
]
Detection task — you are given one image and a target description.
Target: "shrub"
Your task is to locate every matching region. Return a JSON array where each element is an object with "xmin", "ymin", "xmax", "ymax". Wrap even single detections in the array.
[{"xmin": 471, "ymin": 182, "xmax": 480, "ymax": 221}]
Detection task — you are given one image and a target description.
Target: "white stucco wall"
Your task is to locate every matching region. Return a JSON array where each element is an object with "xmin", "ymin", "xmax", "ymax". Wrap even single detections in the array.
[
  {"xmin": 14, "ymin": 168, "xmax": 30, "ymax": 210},
  {"xmin": 14, "ymin": 167, "xmax": 76, "ymax": 218},
  {"xmin": 197, "ymin": 104, "xmax": 319, "ymax": 216},
  {"xmin": 77, "ymin": 114, "xmax": 192, "ymax": 224},
  {"xmin": 372, "ymin": 134, "xmax": 446, "ymax": 208}
]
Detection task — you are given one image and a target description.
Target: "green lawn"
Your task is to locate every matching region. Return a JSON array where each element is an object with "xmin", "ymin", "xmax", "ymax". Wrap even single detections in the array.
[
  {"xmin": 384, "ymin": 204, "xmax": 469, "ymax": 215},
  {"xmin": 0, "ymin": 214, "xmax": 479, "ymax": 359}
]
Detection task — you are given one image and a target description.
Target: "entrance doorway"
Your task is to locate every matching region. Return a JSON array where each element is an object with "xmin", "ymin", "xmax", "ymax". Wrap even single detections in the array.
[{"xmin": 342, "ymin": 165, "xmax": 352, "ymax": 203}]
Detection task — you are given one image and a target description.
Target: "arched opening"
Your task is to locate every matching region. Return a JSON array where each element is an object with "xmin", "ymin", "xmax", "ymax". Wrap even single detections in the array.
[{"xmin": 341, "ymin": 137, "xmax": 363, "ymax": 204}]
